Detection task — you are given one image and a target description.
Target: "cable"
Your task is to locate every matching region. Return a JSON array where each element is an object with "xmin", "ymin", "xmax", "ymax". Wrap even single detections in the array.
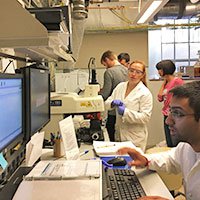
[
  {"xmin": 121, "ymin": 8, "xmax": 133, "ymax": 24},
  {"xmin": 2, "ymin": 60, "xmax": 13, "ymax": 73},
  {"xmin": 109, "ymin": 8, "xmax": 132, "ymax": 24},
  {"xmin": 12, "ymin": 60, "xmax": 15, "ymax": 72}
]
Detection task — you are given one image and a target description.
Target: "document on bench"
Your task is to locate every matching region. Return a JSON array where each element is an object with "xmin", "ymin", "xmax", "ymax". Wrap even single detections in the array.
[
  {"xmin": 93, "ymin": 141, "xmax": 143, "ymax": 156},
  {"xmin": 25, "ymin": 160, "xmax": 101, "ymax": 180},
  {"xmin": 59, "ymin": 116, "xmax": 80, "ymax": 160}
]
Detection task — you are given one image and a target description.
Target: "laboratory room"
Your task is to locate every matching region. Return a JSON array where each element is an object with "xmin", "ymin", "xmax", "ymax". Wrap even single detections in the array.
[{"xmin": 1, "ymin": 0, "xmax": 200, "ymax": 199}]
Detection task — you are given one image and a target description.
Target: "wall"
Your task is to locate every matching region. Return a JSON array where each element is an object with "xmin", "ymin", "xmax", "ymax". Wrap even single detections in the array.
[
  {"xmin": 75, "ymin": 31, "xmax": 148, "ymax": 68},
  {"xmin": 146, "ymin": 79, "xmax": 164, "ymax": 148},
  {"xmin": 75, "ymin": 31, "xmax": 165, "ymax": 148}
]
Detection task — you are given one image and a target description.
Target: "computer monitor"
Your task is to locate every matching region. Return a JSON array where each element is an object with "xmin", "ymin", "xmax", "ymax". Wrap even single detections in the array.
[
  {"xmin": 0, "ymin": 73, "xmax": 24, "ymax": 155},
  {"xmin": 20, "ymin": 65, "xmax": 50, "ymax": 141}
]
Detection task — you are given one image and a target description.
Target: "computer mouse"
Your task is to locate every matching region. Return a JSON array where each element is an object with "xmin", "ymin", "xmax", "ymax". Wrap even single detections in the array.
[{"xmin": 107, "ymin": 157, "xmax": 127, "ymax": 166}]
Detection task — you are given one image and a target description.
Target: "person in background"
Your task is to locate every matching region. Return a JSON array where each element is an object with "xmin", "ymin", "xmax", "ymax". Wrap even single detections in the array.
[
  {"xmin": 156, "ymin": 60, "xmax": 184, "ymax": 147},
  {"xmin": 117, "ymin": 81, "xmax": 200, "ymax": 200},
  {"xmin": 99, "ymin": 50, "xmax": 128, "ymax": 141},
  {"xmin": 118, "ymin": 52, "xmax": 130, "ymax": 68},
  {"xmin": 105, "ymin": 60, "xmax": 153, "ymax": 151}
]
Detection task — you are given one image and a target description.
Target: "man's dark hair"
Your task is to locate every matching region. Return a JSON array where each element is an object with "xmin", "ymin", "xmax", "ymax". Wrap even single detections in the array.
[
  {"xmin": 118, "ymin": 53, "xmax": 130, "ymax": 63},
  {"xmin": 170, "ymin": 81, "xmax": 200, "ymax": 121},
  {"xmin": 156, "ymin": 60, "xmax": 176, "ymax": 75},
  {"xmin": 100, "ymin": 50, "xmax": 116, "ymax": 63}
]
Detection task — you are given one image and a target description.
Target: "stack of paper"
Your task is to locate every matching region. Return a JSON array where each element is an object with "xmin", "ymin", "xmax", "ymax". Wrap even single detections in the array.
[{"xmin": 93, "ymin": 141, "xmax": 142, "ymax": 156}]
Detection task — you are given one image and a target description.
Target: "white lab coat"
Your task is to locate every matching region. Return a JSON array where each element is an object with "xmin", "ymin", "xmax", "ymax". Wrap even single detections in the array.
[
  {"xmin": 146, "ymin": 142, "xmax": 200, "ymax": 200},
  {"xmin": 105, "ymin": 81, "xmax": 153, "ymax": 151}
]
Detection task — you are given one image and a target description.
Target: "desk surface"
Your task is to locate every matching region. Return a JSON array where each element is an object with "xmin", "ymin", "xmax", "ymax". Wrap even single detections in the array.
[
  {"xmin": 13, "ymin": 175, "xmax": 102, "ymax": 200},
  {"xmin": 82, "ymin": 144, "xmax": 174, "ymax": 200},
  {"xmin": 40, "ymin": 143, "xmax": 174, "ymax": 200},
  {"xmin": 135, "ymin": 168, "xmax": 174, "ymax": 199}
]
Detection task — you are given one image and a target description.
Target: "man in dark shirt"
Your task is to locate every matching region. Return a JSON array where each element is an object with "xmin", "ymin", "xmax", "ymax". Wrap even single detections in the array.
[{"xmin": 99, "ymin": 50, "xmax": 128, "ymax": 141}]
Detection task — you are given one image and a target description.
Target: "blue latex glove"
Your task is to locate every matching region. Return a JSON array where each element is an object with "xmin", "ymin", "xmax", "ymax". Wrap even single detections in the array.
[
  {"xmin": 111, "ymin": 99, "xmax": 124, "ymax": 107},
  {"xmin": 117, "ymin": 104, "xmax": 125, "ymax": 116}
]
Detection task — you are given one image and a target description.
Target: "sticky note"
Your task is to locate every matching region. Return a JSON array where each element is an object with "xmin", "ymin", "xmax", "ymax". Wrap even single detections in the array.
[{"xmin": 0, "ymin": 152, "xmax": 8, "ymax": 170}]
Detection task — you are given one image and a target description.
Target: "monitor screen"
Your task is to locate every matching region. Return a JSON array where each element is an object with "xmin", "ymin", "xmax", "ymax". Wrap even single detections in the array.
[
  {"xmin": 22, "ymin": 65, "xmax": 50, "ymax": 140},
  {"xmin": 0, "ymin": 74, "xmax": 23, "ymax": 152}
]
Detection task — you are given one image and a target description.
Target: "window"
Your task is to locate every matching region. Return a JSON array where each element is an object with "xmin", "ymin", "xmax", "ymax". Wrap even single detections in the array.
[{"xmin": 148, "ymin": 18, "xmax": 200, "ymax": 79}]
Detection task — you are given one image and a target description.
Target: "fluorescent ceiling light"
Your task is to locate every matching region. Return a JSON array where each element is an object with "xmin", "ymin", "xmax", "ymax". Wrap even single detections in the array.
[
  {"xmin": 135, "ymin": 0, "xmax": 169, "ymax": 24},
  {"xmin": 137, "ymin": 1, "xmax": 162, "ymax": 23}
]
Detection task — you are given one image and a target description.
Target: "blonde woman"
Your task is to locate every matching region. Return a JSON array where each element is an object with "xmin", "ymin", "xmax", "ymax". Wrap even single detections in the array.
[{"xmin": 105, "ymin": 60, "xmax": 153, "ymax": 151}]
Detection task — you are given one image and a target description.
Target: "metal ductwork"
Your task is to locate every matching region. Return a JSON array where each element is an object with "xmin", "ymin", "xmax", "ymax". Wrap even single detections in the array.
[
  {"xmin": 72, "ymin": 0, "xmax": 89, "ymax": 19},
  {"xmin": 154, "ymin": 0, "xmax": 200, "ymax": 21}
]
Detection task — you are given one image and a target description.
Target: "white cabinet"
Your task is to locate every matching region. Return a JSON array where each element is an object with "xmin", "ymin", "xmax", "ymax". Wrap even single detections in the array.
[{"xmin": 0, "ymin": 0, "xmax": 73, "ymax": 62}]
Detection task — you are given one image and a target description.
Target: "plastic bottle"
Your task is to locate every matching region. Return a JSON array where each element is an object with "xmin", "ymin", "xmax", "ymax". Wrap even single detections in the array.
[{"xmin": 194, "ymin": 50, "xmax": 200, "ymax": 77}]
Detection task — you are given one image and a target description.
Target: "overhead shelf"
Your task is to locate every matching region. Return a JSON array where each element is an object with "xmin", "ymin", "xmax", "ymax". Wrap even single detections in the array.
[{"xmin": 0, "ymin": 0, "xmax": 74, "ymax": 62}]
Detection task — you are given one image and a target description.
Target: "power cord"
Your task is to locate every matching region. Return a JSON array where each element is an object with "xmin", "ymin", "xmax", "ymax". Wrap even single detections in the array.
[{"xmin": 2, "ymin": 60, "xmax": 13, "ymax": 73}]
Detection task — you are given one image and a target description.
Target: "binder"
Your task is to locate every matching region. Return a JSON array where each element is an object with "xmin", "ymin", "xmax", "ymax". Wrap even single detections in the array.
[{"xmin": 24, "ymin": 160, "xmax": 101, "ymax": 180}]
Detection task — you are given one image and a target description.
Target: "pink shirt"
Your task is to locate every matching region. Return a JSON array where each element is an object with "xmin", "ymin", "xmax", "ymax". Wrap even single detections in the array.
[{"xmin": 157, "ymin": 77, "xmax": 184, "ymax": 116}]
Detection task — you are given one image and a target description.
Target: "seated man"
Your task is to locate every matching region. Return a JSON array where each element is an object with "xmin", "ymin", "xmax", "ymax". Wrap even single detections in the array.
[{"xmin": 118, "ymin": 81, "xmax": 200, "ymax": 200}]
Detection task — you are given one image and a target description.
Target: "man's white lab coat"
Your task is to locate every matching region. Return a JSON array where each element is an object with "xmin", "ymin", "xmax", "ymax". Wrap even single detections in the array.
[{"xmin": 146, "ymin": 142, "xmax": 200, "ymax": 200}]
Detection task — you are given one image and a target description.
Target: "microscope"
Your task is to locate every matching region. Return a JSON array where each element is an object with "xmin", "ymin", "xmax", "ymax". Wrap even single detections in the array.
[{"xmin": 43, "ymin": 84, "xmax": 105, "ymax": 143}]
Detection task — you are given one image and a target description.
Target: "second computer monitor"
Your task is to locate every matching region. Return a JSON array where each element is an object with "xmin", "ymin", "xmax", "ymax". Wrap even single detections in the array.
[{"xmin": 22, "ymin": 65, "xmax": 50, "ymax": 141}]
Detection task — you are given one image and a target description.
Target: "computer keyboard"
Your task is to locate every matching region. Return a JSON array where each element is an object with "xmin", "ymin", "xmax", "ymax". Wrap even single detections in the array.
[{"xmin": 104, "ymin": 168, "xmax": 146, "ymax": 200}]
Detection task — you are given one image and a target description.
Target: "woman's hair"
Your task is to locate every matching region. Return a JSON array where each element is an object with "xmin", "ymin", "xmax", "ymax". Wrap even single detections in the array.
[
  {"xmin": 156, "ymin": 60, "xmax": 176, "ymax": 76},
  {"xmin": 129, "ymin": 60, "xmax": 147, "ymax": 87}
]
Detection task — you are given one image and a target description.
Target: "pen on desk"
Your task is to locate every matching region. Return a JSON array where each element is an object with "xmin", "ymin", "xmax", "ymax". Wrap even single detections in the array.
[
  {"xmin": 97, "ymin": 144, "xmax": 116, "ymax": 148},
  {"xmin": 56, "ymin": 131, "xmax": 61, "ymax": 139},
  {"xmin": 41, "ymin": 163, "xmax": 51, "ymax": 175},
  {"xmin": 79, "ymin": 150, "xmax": 89, "ymax": 157},
  {"xmin": 50, "ymin": 132, "xmax": 55, "ymax": 145}
]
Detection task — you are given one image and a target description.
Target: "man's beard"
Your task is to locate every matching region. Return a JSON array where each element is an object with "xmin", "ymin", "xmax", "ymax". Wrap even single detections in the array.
[{"xmin": 171, "ymin": 133, "xmax": 183, "ymax": 146}]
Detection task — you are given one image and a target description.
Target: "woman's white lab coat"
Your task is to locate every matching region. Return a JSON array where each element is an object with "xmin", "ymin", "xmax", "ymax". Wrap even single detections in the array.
[{"xmin": 105, "ymin": 81, "xmax": 153, "ymax": 151}]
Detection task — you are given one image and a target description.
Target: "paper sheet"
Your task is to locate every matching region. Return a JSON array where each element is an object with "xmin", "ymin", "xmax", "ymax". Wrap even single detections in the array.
[
  {"xmin": 25, "ymin": 131, "xmax": 44, "ymax": 167},
  {"xmin": 93, "ymin": 141, "xmax": 143, "ymax": 156},
  {"xmin": 59, "ymin": 116, "xmax": 80, "ymax": 160}
]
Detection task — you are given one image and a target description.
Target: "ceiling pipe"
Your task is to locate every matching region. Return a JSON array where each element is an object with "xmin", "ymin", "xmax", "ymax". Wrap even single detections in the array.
[
  {"xmin": 85, "ymin": 21, "xmax": 200, "ymax": 33},
  {"xmin": 154, "ymin": 0, "xmax": 200, "ymax": 20},
  {"xmin": 88, "ymin": 5, "xmax": 124, "ymax": 9},
  {"xmin": 72, "ymin": 0, "xmax": 89, "ymax": 19},
  {"xmin": 178, "ymin": 0, "xmax": 186, "ymax": 19}
]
